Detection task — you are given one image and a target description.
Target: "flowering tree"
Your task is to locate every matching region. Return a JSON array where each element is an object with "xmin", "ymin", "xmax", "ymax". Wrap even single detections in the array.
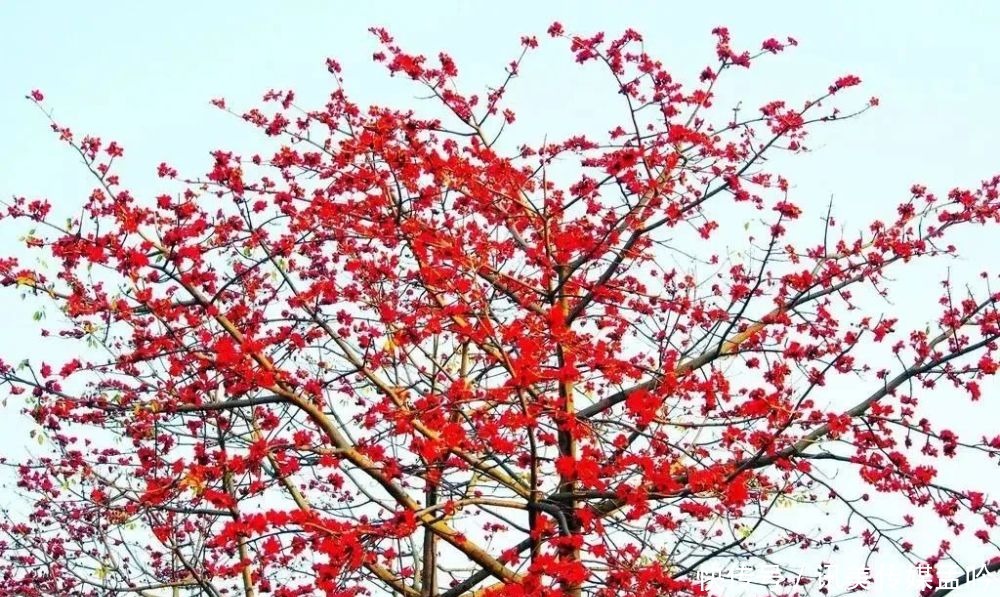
[{"xmin": 1, "ymin": 23, "xmax": 999, "ymax": 597}]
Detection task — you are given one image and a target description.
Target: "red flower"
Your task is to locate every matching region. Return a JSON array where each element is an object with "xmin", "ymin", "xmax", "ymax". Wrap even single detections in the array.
[
  {"xmin": 214, "ymin": 336, "xmax": 240, "ymax": 366},
  {"xmin": 828, "ymin": 74, "xmax": 862, "ymax": 94},
  {"xmin": 761, "ymin": 38, "xmax": 784, "ymax": 53}
]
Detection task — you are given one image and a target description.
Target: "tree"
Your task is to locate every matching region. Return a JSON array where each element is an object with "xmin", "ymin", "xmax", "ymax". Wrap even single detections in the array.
[{"xmin": 1, "ymin": 22, "xmax": 998, "ymax": 597}]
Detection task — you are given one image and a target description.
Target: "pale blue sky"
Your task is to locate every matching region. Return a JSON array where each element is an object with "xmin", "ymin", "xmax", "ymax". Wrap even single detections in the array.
[
  {"xmin": 1, "ymin": 2, "xmax": 999, "ymax": 595},
  {"xmin": 3, "ymin": 0, "xmax": 999, "ymax": 208}
]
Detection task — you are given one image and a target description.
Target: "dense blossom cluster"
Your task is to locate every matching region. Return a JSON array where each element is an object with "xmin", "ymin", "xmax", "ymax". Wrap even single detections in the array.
[{"xmin": 0, "ymin": 23, "xmax": 998, "ymax": 597}]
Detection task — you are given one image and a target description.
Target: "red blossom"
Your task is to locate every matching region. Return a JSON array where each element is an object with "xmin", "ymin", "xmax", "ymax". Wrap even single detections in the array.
[{"xmin": 829, "ymin": 74, "xmax": 862, "ymax": 94}]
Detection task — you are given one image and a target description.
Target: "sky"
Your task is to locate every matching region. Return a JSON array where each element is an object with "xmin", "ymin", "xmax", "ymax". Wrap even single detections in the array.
[{"xmin": 1, "ymin": 1, "xmax": 999, "ymax": 595}]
